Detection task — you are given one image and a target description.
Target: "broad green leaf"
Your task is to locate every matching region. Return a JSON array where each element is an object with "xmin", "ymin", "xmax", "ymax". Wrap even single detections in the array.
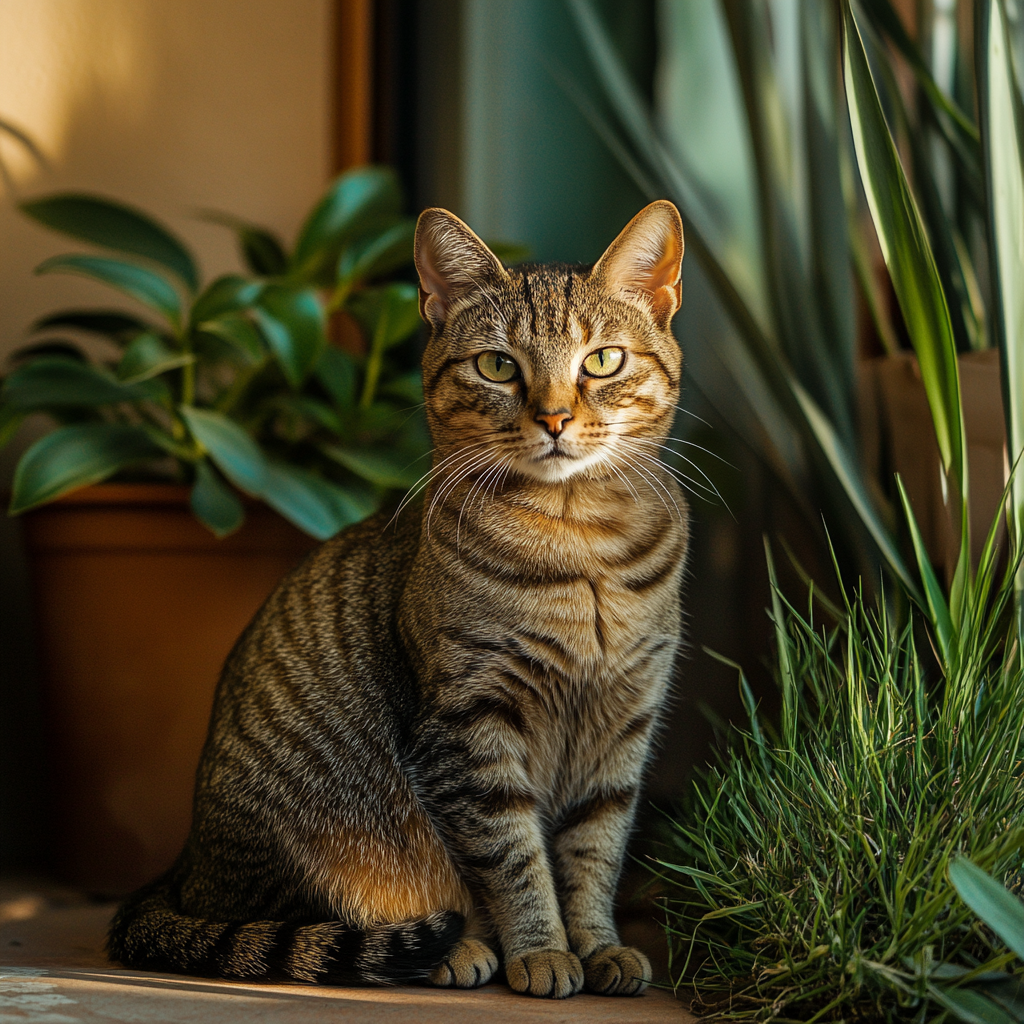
[
  {"xmin": 347, "ymin": 283, "xmax": 421, "ymax": 351},
  {"xmin": 321, "ymin": 444, "xmax": 421, "ymax": 488},
  {"xmin": 292, "ymin": 167, "xmax": 402, "ymax": 275},
  {"xmin": 253, "ymin": 285, "xmax": 326, "ymax": 387},
  {"xmin": 337, "ymin": 219, "xmax": 415, "ymax": 285},
  {"xmin": 190, "ymin": 274, "xmax": 263, "ymax": 326},
  {"xmin": 197, "ymin": 312, "xmax": 265, "ymax": 364},
  {"xmin": 198, "ymin": 211, "xmax": 287, "ymax": 276},
  {"xmin": 793, "ymin": 381, "xmax": 920, "ymax": 602},
  {"xmin": 11, "ymin": 341, "xmax": 87, "ymax": 363},
  {"xmin": 21, "ymin": 193, "xmax": 199, "ymax": 291},
  {"xmin": 950, "ymin": 858, "xmax": 1024, "ymax": 961},
  {"xmin": 315, "ymin": 346, "xmax": 358, "ymax": 410},
  {"xmin": 9, "ymin": 423, "xmax": 162, "ymax": 513},
  {"xmin": 32, "ymin": 309, "xmax": 154, "ymax": 341},
  {"xmin": 929, "ymin": 984, "xmax": 1019, "ymax": 1024},
  {"xmin": 36, "ymin": 254, "xmax": 182, "ymax": 327},
  {"xmin": 190, "ymin": 459, "xmax": 245, "ymax": 538},
  {"xmin": 897, "ymin": 475, "xmax": 954, "ymax": 664},
  {"xmin": 843, "ymin": 2, "xmax": 968, "ymax": 521},
  {"xmin": 179, "ymin": 405, "xmax": 266, "ymax": 493},
  {"xmin": 117, "ymin": 332, "xmax": 193, "ymax": 383},
  {"xmin": 981, "ymin": 0, "xmax": 1024, "ymax": 584},
  {"xmin": 259, "ymin": 462, "xmax": 364, "ymax": 539},
  {"xmin": 2, "ymin": 357, "xmax": 168, "ymax": 409}
]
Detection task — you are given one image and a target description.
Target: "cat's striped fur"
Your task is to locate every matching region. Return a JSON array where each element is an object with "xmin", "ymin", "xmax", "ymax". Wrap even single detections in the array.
[{"xmin": 108, "ymin": 201, "xmax": 688, "ymax": 999}]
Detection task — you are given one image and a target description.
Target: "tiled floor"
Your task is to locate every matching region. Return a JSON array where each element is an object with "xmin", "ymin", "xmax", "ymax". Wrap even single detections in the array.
[{"xmin": 0, "ymin": 881, "xmax": 692, "ymax": 1023}]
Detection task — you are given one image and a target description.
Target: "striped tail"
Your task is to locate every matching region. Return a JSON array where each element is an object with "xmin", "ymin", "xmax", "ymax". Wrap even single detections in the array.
[{"xmin": 107, "ymin": 878, "xmax": 464, "ymax": 985}]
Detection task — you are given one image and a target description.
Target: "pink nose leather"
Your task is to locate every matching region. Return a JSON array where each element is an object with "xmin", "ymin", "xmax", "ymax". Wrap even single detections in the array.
[{"xmin": 536, "ymin": 410, "xmax": 573, "ymax": 437}]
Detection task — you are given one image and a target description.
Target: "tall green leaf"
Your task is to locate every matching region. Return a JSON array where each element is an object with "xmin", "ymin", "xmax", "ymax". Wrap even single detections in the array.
[
  {"xmin": 21, "ymin": 193, "xmax": 199, "ymax": 292},
  {"xmin": 9, "ymin": 423, "xmax": 161, "ymax": 513},
  {"xmin": 843, "ymin": 0, "xmax": 970, "ymax": 613},
  {"xmin": 260, "ymin": 463, "xmax": 364, "ymax": 540},
  {"xmin": 980, "ymin": 0, "xmax": 1024, "ymax": 597},
  {"xmin": 291, "ymin": 167, "xmax": 402, "ymax": 277},
  {"xmin": 253, "ymin": 285, "xmax": 326, "ymax": 388},
  {"xmin": 180, "ymin": 406, "xmax": 266, "ymax": 494},
  {"xmin": 35, "ymin": 255, "xmax": 182, "ymax": 328},
  {"xmin": 190, "ymin": 459, "xmax": 245, "ymax": 538},
  {"xmin": 2, "ymin": 357, "xmax": 168, "ymax": 409}
]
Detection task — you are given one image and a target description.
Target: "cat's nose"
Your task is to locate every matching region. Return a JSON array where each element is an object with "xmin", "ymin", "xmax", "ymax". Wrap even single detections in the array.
[{"xmin": 536, "ymin": 409, "xmax": 573, "ymax": 437}]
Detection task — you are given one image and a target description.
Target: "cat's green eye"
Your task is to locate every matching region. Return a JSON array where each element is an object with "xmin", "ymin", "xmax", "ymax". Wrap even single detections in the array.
[
  {"xmin": 476, "ymin": 351, "xmax": 519, "ymax": 382},
  {"xmin": 582, "ymin": 347, "xmax": 625, "ymax": 378}
]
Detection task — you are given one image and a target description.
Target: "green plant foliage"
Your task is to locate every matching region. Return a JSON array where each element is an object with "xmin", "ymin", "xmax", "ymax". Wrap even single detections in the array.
[
  {"xmin": 3, "ymin": 167, "xmax": 439, "ymax": 538},
  {"xmin": 20, "ymin": 193, "xmax": 199, "ymax": 291},
  {"xmin": 658, "ymin": 545, "xmax": 1024, "ymax": 1022}
]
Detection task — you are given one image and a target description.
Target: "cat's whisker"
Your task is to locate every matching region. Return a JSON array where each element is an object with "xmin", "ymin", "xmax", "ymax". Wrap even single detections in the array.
[
  {"xmin": 426, "ymin": 449, "xmax": 497, "ymax": 538},
  {"xmin": 610, "ymin": 464, "xmax": 642, "ymax": 506},
  {"xmin": 456, "ymin": 455, "xmax": 512, "ymax": 550},
  {"xmin": 391, "ymin": 440, "xmax": 496, "ymax": 527},
  {"xmin": 615, "ymin": 451, "xmax": 678, "ymax": 522},
  {"xmin": 620, "ymin": 442, "xmax": 720, "ymax": 504},
  {"xmin": 623, "ymin": 438, "xmax": 725, "ymax": 500},
  {"xmin": 672, "ymin": 403, "xmax": 713, "ymax": 428}
]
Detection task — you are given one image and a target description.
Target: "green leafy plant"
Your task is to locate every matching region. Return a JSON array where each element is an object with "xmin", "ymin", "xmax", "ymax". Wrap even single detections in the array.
[
  {"xmin": 658, "ymin": 541, "xmax": 1024, "ymax": 1022},
  {"xmin": 1, "ymin": 167, "xmax": 433, "ymax": 539}
]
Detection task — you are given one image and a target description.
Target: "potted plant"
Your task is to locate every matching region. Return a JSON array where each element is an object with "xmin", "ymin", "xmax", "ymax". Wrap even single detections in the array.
[{"xmin": 1, "ymin": 166, "xmax": 431, "ymax": 890}]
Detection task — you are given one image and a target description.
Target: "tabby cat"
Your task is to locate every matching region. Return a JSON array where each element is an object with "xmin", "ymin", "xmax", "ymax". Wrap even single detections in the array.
[{"xmin": 108, "ymin": 200, "xmax": 689, "ymax": 1000}]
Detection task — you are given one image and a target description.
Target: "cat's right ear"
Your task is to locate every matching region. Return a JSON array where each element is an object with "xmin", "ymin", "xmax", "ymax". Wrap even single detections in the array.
[{"xmin": 414, "ymin": 209, "xmax": 506, "ymax": 327}]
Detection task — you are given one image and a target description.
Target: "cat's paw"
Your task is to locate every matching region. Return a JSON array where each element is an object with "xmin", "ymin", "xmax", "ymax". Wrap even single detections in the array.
[
  {"xmin": 428, "ymin": 938, "xmax": 499, "ymax": 988},
  {"xmin": 582, "ymin": 945, "xmax": 651, "ymax": 995},
  {"xmin": 504, "ymin": 948, "xmax": 583, "ymax": 999}
]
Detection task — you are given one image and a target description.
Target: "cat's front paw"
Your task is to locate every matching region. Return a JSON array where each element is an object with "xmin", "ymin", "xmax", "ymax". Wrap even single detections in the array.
[
  {"xmin": 428, "ymin": 938, "xmax": 499, "ymax": 988},
  {"xmin": 505, "ymin": 948, "xmax": 583, "ymax": 999},
  {"xmin": 582, "ymin": 945, "xmax": 651, "ymax": 995}
]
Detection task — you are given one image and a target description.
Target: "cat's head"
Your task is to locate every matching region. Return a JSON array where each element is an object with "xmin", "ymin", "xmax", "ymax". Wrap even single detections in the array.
[{"xmin": 413, "ymin": 201, "xmax": 684, "ymax": 485}]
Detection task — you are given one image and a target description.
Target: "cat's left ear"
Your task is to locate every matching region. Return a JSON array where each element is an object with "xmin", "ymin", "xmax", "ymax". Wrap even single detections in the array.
[
  {"xmin": 415, "ymin": 208, "xmax": 507, "ymax": 327},
  {"xmin": 592, "ymin": 201, "xmax": 684, "ymax": 328}
]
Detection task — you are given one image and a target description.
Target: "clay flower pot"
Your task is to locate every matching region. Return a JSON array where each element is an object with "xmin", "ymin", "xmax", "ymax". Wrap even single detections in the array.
[{"xmin": 23, "ymin": 484, "xmax": 316, "ymax": 893}]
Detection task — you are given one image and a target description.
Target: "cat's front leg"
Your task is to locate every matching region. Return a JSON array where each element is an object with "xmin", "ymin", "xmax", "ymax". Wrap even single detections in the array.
[
  {"xmin": 552, "ymin": 785, "xmax": 652, "ymax": 996},
  {"xmin": 412, "ymin": 712, "xmax": 583, "ymax": 999}
]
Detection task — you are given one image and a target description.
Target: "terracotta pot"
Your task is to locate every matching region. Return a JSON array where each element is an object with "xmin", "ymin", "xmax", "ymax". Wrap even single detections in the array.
[
  {"xmin": 23, "ymin": 484, "xmax": 317, "ymax": 893},
  {"xmin": 860, "ymin": 349, "xmax": 1007, "ymax": 578}
]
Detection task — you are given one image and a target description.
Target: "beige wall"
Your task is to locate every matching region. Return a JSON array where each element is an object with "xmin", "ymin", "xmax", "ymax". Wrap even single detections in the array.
[{"xmin": 0, "ymin": 0, "xmax": 332, "ymax": 362}]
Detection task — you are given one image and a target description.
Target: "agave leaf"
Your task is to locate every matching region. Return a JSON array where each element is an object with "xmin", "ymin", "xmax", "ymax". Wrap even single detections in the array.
[
  {"xmin": 843, "ymin": 1, "xmax": 970, "ymax": 615},
  {"xmin": 980, "ymin": 0, "xmax": 1024, "ymax": 593},
  {"xmin": 21, "ymin": 193, "xmax": 198, "ymax": 292}
]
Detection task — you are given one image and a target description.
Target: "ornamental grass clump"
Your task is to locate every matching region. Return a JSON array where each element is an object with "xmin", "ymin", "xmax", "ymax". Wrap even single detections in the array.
[{"xmin": 659, "ymin": 544, "xmax": 1024, "ymax": 1022}]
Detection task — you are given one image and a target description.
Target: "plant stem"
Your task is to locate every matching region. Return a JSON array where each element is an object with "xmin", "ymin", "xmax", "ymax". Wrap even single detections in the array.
[{"xmin": 359, "ymin": 310, "xmax": 389, "ymax": 409}]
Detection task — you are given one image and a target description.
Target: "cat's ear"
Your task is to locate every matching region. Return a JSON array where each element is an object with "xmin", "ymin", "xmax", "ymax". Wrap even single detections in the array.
[
  {"xmin": 592, "ymin": 201, "xmax": 684, "ymax": 327},
  {"xmin": 414, "ymin": 208, "xmax": 506, "ymax": 326}
]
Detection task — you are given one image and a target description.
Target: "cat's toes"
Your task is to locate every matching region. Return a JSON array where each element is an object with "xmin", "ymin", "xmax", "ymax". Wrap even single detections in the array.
[
  {"xmin": 505, "ymin": 948, "xmax": 583, "ymax": 999},
  {"xmin": 428, "ymin": 938, "xmax": 499, "ymax": 988},
  {"xmin": 582, "ymin": 945, "xmax": 651, "ymax": 995}
]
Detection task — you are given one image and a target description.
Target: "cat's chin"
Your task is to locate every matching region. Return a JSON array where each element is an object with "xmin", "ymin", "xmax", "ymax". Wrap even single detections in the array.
[{"xmin": 514, "ymin": 450, "xmax": 608, "ymax": 484}]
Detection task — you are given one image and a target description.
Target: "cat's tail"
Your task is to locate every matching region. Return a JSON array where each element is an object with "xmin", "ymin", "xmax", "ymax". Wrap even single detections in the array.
[{"xmin": 106, "ymin": 876, "xmax": 463, "ymax": 985}]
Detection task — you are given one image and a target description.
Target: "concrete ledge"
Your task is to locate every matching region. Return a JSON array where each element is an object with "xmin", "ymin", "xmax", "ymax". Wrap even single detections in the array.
[{"xmin": 1, "ymin": 901, "xmax": 692, "ymax": 1023}]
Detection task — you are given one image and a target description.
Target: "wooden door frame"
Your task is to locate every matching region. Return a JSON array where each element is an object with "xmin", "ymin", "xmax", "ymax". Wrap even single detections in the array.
[{"xmin": 332, "ymin": 0, "xmax": 374, "ymax": 172}]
